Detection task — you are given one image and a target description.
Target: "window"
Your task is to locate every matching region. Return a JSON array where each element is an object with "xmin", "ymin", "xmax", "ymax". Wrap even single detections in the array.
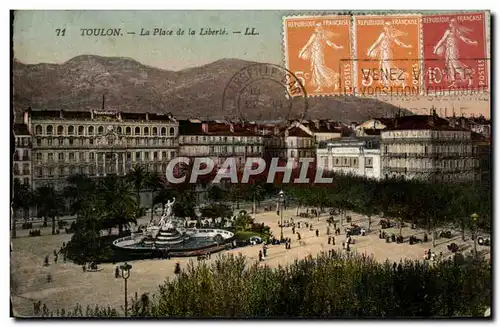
[
  {"xmin": 135, "ymin": 127, "xmax": 141, "ymax": 135},
  {"xmin": 89, "ymin": 139, "xmax": 94, "ymax": 145},
  {"xmin": 47, "ymin": 138, "xmax": 53, "ymax": 146},
  {"xmin": 89, "ymin": 153, "xmax": 94, "ymax": 160},
  {"xmin": 68, "ymin": 126, "xmax": 75, "ymax": 135},
  {"xmin": 353, "ymin": 158, "xmax": 357, "ymax": 166},
  {"xmin": 125, "ymin": 127, "xmax": 131, "ymax": 135},
  {"xmin": 290, "ymin": 150, "xmax": 295, "ymax": 158},
  {"xmin": 162, "ymin": 151, "xmax": 167, "ymax": 159},
  {"xmin": 145, "ymin": 152, "xmax": 149, "ymax": 160},
  {"xmin": 36, "ymin": 153, "xmax": 42, "ymax": 162},
  {"xmin": 58, "ymin": 153, "xmax": 64, "ymax": 162},
  {"xmin": 169, "ymin": 127, "xmax": 175, "ymax": 136},
  {"xmin": 46, "ymin": 125, "xmax": 53, "ymax": 135},
  {"xmin": 161, "ymin": 127, "xmax": 166, "ymax": 136},
  {"xmin": 35, "ymin": 125, "xmax": 42, "ymax": 135},
  {"xmin": 144, "ymin": 127, "xmax": 149, "ymax": 136},
  {"xmin": 48, "ymin": 153, "xmax": 54, "ymax": 162},
  {"xmin": 69, "ymin": 138, "xmax": 74, "ymax": 146},
  {"xmin": 48, "ymin": 168, "xmax": 53, "ymax": 177},
  {"xmin": 88, "ymin": 126, "xmax": 94, "ymax": 135},
  {"xmin": 37, "ymin": 168, "xmax": 43, "ymax": 177},
  {"xmin": 152, "ymin": 127, "xmax": 158, "ymax": 136},
  {"xmin": 136, "ymin": 152, "xmax": 141, "ymax": 160},
  {"xmin": 154, "ymin": 152, "xmax": 158, "ymax": 160},
  {"xmin": 366, "ymin": 158, "xmax": 373, "ymax": 168},
  {"xmin": 170, "ymin": 151, "xmax": 175, "ymax": 159},
  {"xmin": 23, "ymin": 177, "xmax": 29, "ymax": 185},
  {"xmin": 78, "ymin": 126, "xmax": 84, "ymax": 135},
  {"xmin": 36, "ymin": 138, "xmax": 42, "ymax": 146},
  {"xmin": 57, "ymin": 125, "xmax": 64, "ymax": 135},
  {"xmin": 79, "ymin": 153, "xmax": 85, "ymax": 161},
  {"xmin": 69, "ymin": 153, "xmax": 75, "ymax": 162},
  {"xmin": 98, "ymin": 126, "xmax": 104, "ymax": 135}
]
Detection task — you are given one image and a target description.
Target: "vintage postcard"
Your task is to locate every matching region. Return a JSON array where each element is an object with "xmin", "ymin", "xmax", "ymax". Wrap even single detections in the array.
[{"xmin": 11, "ymin": 10, "xmax": 491, "ymax": 319}]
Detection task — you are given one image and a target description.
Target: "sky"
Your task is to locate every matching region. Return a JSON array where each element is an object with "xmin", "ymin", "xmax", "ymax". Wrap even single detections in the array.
[{"xmin": 13, "ymin": 10, "xmax": 286, "ymax": 70}]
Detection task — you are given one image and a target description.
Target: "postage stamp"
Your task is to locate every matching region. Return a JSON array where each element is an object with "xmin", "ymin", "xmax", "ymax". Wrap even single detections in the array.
[
  {"xmin": 353, "ymin": 15, "xmax": 422, "ymax": 95},
  {"xmin": 422, "ymin": 12, "xmax": 489, "ymax": 93},
  {"xmin": 283, "ymin": 15, "xmax": 353, "ymax": 96}
]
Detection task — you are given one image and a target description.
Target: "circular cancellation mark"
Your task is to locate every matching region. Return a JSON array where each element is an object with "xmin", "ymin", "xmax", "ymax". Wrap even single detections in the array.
[{"xmin": 222, "ymin": 63, "xmax": 308, "ymax": 122}]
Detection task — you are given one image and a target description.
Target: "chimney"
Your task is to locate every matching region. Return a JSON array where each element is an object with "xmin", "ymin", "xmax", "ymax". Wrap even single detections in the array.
[
  {"xmin": 90, "ymin": 109, "xmax": 94, "ymax": 120},
  {"xmin": 102, "ymin": 94, "xmax": 105, "ymax": 109},
  {"xmin": 24, "ymin": 107, "xmax": 32, "ymax": 134},
  {"xmin": 146, "ymin": 112, "xmax": 149, "ymax": 121},
  {"xmin": 60, "ymin": 109, "xmax": 64, "ymax": 119},
  {"xmin": 202, "ymin": 122, "xmax": 208, "ymax": 133}
]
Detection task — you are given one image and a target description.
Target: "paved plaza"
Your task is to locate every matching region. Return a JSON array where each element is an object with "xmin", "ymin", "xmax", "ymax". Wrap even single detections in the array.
[{"xmin": 11, "ymin": 208, "xmax": 491, "ymax": 316}]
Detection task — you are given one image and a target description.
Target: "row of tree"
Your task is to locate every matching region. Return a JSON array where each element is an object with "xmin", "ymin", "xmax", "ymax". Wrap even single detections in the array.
[
  {"xmin": 35, "ymin": 252, "xmax": 492, "ymax": 317},
  {"xmin": 283, "ymin": 173, "xmax": 491, "ymax": 243}
]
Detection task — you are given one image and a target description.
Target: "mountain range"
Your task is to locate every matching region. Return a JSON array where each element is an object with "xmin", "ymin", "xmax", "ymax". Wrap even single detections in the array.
[{"xmin": 12, "ymin": 55, "xmax": 411, "ymax": 121}]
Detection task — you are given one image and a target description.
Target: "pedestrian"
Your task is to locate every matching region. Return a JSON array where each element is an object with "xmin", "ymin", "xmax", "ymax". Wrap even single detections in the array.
[
  {"xmin": 332, "ymin": 236, "xmax": 335, "ymax": 245},
  {"xmin": 327, "ymin": 226, "xmax": 330, "ymax": 235},
  {"xmin": 334, "ymin": 223, "xmax": 337, "ymax": 230},
  {"xmin": 342, "ymin": 242, "xmax": 345, "ymax": 250},
  {"xmin": 316, "ymin": 229, "xmax": 319, "ymax": 237},
  {"xmin": 263, "ymin": 246, "xmax": 267, "ymax": 258},
  {"xmin": 47, "ymin": 274, "xmax": 52, "ymax": 283},
  {"xmin": 297, "ymin": 232, "xmax": 301, "ymax": 240},
  {"xmin": 328, "ymin": 236, "xmax": 331, "ymax": 245},
  {"xmin": 258, "ymin": 250, "xmax": 263, "ymax": 262},
  {"xmin": 115, "ymin": 266, "xmax": 120, "ymax": 278},
  {"xmin": 292, "ymin": 226, "xmax": 295, "ymax": 234},
  {"xmin": 346, "ymin": 243, "xmax": 351, "ymax": 252},
  {"xmin": 43, "ymin": 256, "xmax": 49, "ymax": 267},
  {"xmin": 174, "ymin": 263, "xmax": 181, "ymax": 275},
  {"xmin": 54, "ymin": 255, "xmax": 58, "ymax": 264}
]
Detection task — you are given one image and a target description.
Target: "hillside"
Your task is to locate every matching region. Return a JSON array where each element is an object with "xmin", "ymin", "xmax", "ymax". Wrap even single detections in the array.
[{"xmin": 13, "ymin": 55, "xmax": 410, "ymax": 121}]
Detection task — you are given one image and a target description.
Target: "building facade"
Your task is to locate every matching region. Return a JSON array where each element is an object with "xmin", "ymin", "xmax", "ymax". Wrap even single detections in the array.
[
  {"xmin": 25, "ymin": 108, "xmax": 179, "ymax": 189},
  {"xmin": 178, "ymin": 120, "xmax": 265, "ymax": 167},
  {"xmin": 316, "ymin": 137, "xmax": 382, "ymax": 179},
  {"xmin": 13, "ymin": 123, "xmax": 32, "ymax": 187},
  {"xmin": 380, "ymin": 113, "xmax": 477, "ymax": 182}
]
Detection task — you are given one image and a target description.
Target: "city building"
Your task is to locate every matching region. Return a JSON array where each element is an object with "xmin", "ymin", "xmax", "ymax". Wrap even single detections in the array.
[
  {"xmin": 316, "ymin": 136, "xmax": 382, "ymax": 180},
  {"xmin": 24, "ymin": 108, "xmax": 179, "ymax": 190},
  {"xmin": 13, "ymin": 123, "xmax": 32, "ymax": 187},
  {"xmin": 178, "ymin": 119, "xmax": 265, "ymax": 167},
  {"xmin": 380, "ymin": 111, "xmax": 477, "ymax": 182}
]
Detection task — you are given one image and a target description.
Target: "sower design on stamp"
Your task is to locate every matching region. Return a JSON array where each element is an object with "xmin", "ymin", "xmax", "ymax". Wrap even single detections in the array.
[
  {"xmin": 422, "ymin": 12, "xmax": 488, "ymax": 94},
  {"xmin": 354, "ymin": 15, "xmax": 421, "ymax": 96},
  {"xmin": 283, "ymin": 15, "xmax": 352, "ymax": 96}
]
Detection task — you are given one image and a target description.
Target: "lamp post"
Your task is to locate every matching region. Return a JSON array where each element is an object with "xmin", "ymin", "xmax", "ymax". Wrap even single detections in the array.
[
  {"xmin": 118, "ymin": 262, "xmax": 132, "ymax": 316},
  {"xmin": 278, "ymin": 190, "xmax": 284, "ymax": 241},
  {"xmin": 471, "ymin": 213, "xmax": 479, "ymax": 254}
]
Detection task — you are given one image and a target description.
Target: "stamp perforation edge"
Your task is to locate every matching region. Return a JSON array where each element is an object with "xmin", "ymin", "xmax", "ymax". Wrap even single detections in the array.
[{"xmin": 282, "ymin": 11, "xmax": 490, "ymax": 99}]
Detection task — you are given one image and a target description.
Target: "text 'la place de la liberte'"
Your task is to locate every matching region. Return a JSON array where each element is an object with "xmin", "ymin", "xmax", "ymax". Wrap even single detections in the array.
[{"xmin": 79, "ymin": 27, "xmax": 259, "ymax": 37}]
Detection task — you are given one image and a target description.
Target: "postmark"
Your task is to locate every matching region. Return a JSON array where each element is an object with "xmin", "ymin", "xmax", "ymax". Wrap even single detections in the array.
[
  {"xmin": 283, "ymin": 15, "xmax": 352, "ymax": 96},
  {"xmin": 353, "ymin": 15, "xmax": 422, "ymax": 95},
  {"xmin": 422, "ymin": 12, "xmax": 489, "ymax": 93},
  {"xmin": 222, "ymin": 63, "xmax": 308, "ymax": 121}
]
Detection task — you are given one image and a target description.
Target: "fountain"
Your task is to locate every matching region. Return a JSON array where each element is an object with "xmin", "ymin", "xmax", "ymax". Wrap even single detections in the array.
[{"xmin": 112, "ymin": 198, "xmax": 234, "ymax": 257}]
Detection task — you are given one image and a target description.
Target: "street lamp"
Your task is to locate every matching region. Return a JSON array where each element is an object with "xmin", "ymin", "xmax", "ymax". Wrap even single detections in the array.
[
  {"xmin": 471, "ymin": 213, "xmax": 479, "ymax": 254},
  {"xmin": 118, "ymin": 262, "xmax": 132, "ymax": 316},
  {"xmin": 278, "ymin": 190, "xmax": 285, "ymax": 241}
]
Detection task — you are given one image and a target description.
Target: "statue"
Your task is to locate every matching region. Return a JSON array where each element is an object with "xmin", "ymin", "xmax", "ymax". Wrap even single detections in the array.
[
  {"xmin": 158, "ymin": 198, "xmax": 176, "ymax": 229},
  {"xmin": 164, "ymin": 197, "xmax": 176, "ymax": 218}
]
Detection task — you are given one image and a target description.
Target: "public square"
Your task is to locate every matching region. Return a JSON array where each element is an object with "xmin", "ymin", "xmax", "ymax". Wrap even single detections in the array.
[{"xmin": 11, "ymin": 207, "xmax": 491, "ymax": 317}]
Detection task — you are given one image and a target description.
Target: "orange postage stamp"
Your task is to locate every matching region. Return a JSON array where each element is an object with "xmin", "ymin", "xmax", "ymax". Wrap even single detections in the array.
[
  {"xmin": 353, "ymin": 15, "xmax": 421, "ymax": 95},
  {"xmin": 283, "ymin": 15, "xmax": 353, "ymax": 96}
]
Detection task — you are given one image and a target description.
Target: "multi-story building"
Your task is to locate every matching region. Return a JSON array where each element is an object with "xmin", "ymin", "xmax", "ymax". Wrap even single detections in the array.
[
  {"xmin": 178, "ymin": 119, "xmax": 265, "ymax": 167},
  {"xmin": 24, "ymin": 108, "xmax": 179, "ymax": 190},
  {"xmin": 316, "ymin": 136, "xmax": 382, "ymax": 180},
  {"xmin": 380, "ymin": 111, "xmax": 477, "ymax": 182},
  {"xmin": 13, "ymin": 123, "xmax": 32, "ymax": 187}
]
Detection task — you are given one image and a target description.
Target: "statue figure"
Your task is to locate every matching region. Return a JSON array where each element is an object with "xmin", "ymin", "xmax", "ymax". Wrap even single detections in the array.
[{"xmin": 164, "ymin": 197, "xmax": 176, "ymax": 218}]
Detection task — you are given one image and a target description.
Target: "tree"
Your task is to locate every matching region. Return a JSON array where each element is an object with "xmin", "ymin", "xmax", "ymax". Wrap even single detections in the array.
[
  {"xmin": 63, "ymin": 174, "xmax": 95, "ymax": 220},
  {"xmin": 207, "ymin": 185, "xmax": 226, "ymax": 203},
  {"xmin": 145, "ymin": 172, "xmax": 165, "ymax": 221},
  {"xmin": 172, "ymin": 190, "xmax": 196, "ymax": 219},
  {"xmin": 126, "ymin": 165, "xmax": 148, "ymax": 211},
  {"xmin": 234, "ymin": 210, "xmax": 254, "ymax": 232},
  {"xmin": 12, "ymin": 179, "xmax": 32, "ymax": 238},
  {"xmin": 34, "ymin": 185, "xmax": 63, "ymax": 234},
  {"xmin": 247, "ymin": 181, "xmax": 264, "ymax": 214},
  {"xmin": 98, "ymin": 176, "xmax": 138, "ymax": 236}
]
